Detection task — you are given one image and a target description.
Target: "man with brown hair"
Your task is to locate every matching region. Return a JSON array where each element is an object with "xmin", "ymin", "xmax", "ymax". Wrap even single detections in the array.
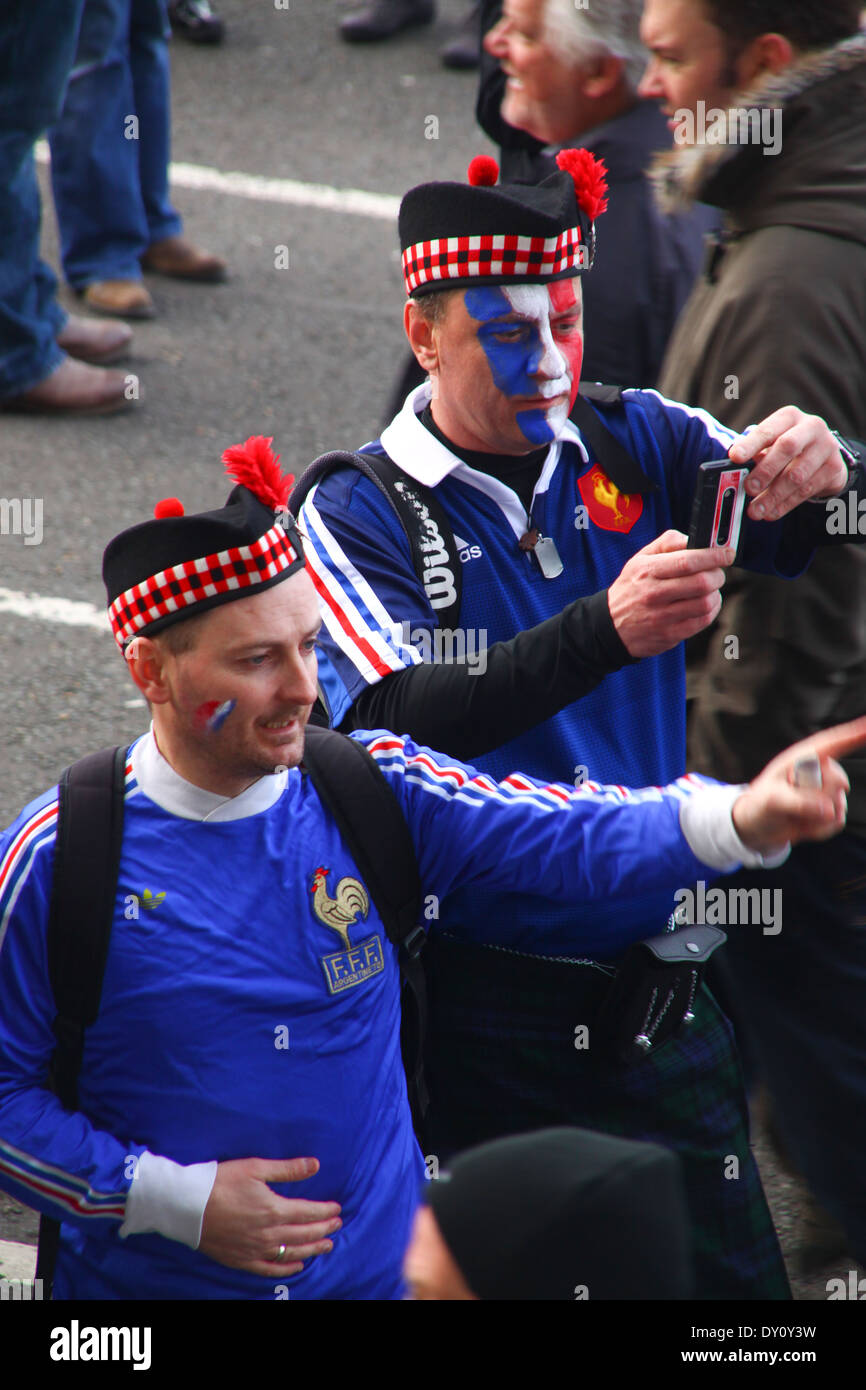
[{"xmin": 642, "ymin": 0, "xmax": 866, "ymax": 1266}]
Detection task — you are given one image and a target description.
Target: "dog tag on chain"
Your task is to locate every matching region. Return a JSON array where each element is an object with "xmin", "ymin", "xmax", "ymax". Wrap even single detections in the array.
[{"xmin": 534, "ymin": 534, "xmax": 563, "ymax": 579}]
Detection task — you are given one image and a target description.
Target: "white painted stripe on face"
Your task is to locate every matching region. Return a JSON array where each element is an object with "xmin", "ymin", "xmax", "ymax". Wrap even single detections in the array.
[
  {"xmin": 35, "ymin": 143, "xmax": 400, "ymax": 221},
  {"xmin": 501, "ymin": 285, "xmax": 570, "ymax": 398}
]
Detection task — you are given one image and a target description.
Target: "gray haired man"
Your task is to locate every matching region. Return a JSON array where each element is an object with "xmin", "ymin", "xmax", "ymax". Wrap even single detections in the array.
[{"xmin": 478, "ymin": 0, "xmax": 717, "ymax": 385}]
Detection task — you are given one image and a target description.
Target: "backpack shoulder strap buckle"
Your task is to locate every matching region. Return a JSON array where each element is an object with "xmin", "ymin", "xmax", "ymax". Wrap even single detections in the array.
[{"xmin": 402, "ymin": 925, "xmax": 427, "ymax": 959}]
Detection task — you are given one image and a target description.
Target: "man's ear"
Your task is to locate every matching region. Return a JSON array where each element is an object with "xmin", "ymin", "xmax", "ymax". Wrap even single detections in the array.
[
  {"xmin": 736, "ymin": 31, "xmax": 796, "ymax": 87},
  {"xmin": 125, "ymin": 636, "xmax": 172, "ymax": 706},
  {"xmin": 581, "ymin": 53, "xmax": 625, "ymax": 101},
  {"xmin": 404, "ymin": 299, "xmax": 440, "ymax": 373}
]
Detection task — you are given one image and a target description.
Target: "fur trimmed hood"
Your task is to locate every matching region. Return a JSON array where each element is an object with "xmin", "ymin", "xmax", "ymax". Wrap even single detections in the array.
[{"xmin": 651, "ymin": 29, "xmax": 866, "ymax": 239}]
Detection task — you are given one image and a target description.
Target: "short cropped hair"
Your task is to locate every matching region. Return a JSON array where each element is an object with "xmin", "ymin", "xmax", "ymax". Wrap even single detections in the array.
[
  {"xmin": 409, "ymin": 288, "xmax": 460, "ymax": 326},
  {"xmin": 701, "ymin": 0, "xmax": 862, "ymax": 51},
  {"xmin": 542, "ymin": 0, "xmax": 649, "ymax": 91},
  {"xmin": 150, "ymin": 609, "xmax": 210, "ymax": 656}
]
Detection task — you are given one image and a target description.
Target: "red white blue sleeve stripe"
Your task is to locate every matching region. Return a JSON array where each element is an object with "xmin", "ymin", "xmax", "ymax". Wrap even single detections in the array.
[
  {"xmin": 352, "ymin": 731, "xmax": 734, "ymax": 916},
  {"xmin": 0, "ymin": 1137, "xmax": 128, "ymax": 1221},
  {"xmin": 301, "ymin": 485, "xmax": 424, "ymax": 684},
  {"xmin": 0, "ymin": 765, "xmax": 142, "ymax": 1229}
]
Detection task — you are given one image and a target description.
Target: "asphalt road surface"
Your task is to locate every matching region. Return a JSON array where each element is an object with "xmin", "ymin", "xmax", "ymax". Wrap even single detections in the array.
[{"xmin": 0, "ymin": 0, "xmax": 862, "ymax": 1304}]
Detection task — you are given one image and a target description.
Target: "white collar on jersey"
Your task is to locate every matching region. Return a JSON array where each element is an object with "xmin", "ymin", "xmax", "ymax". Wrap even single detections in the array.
[
  {"xmin": 379, "ymin": 381, "xmax": 588, "ymax": 488},
  {"xmin": 132, "ymin": 727, "xmax": 288, "ymax": 822}
]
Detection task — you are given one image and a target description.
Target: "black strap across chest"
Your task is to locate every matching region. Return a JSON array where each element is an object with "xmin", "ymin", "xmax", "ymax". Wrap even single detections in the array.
[
  {"xmin": 36, "ymin": 729, "xmax": 427, "ymax": 1293},
  {"xmin": 292, "ymin": 448, "xmax": 464, "ymax": 631}
]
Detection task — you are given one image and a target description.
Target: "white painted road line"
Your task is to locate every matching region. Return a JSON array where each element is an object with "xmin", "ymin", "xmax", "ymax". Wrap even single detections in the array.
[
  {"xmin": 35, "ymin": 142, "xmax": 400, "ymax": 221},
  {"xmin": 170, "ymin": 161, "xmax": 400, "ymax": 220},
  {"xmin": 0, "ymin": 587, "xmax": 110, "ymax": 631},
  {"xmin": 0, "ymin": 1239, "xmax": 37, "ymax": 1281}
]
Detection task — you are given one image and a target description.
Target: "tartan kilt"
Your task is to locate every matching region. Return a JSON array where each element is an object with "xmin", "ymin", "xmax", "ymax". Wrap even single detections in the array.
[{"xmin": 424, "ymin": 932, "xmax": 791, "ymax": 1301}]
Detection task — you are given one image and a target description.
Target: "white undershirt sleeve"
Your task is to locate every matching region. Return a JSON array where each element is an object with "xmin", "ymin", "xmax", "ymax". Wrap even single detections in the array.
[
  {"xmin": 679, "ymin": 783, "xmax": 791, "ymax": 873},
  {"xmin": 119, "ymin": 1151, "xmax": 218, "ymax": 1249}
]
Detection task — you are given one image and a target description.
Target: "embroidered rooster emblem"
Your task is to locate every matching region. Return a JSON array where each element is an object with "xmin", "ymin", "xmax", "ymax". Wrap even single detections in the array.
[
  {"xmin": 577, "ymin": 464, "xmax": 643, "ymax": 533},
  {"xmin": 310, "ymin": 867, "xmax": 370, "ymax": 951},
  {"xmin": 592, "ymin": 472, "xmax": 630, "ymax": 525}
]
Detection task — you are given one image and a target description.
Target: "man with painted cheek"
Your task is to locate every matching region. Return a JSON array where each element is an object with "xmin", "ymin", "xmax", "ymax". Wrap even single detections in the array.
[
  {"xmin": 296, "ymin": 151, "xmax": 863, "ymax": 1299},
  {"xmin": 463, "ymin": 280, "xmax": 583, "ymax": 446},
  {"xmin": 418, "ymin": 273, "xmax": 585, "ymax": 462}
]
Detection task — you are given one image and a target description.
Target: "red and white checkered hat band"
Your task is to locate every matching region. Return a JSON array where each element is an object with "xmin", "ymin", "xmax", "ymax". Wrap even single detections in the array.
[
  {"xmin": 108, "ymin": 523, "xmax": 300, "ymax": 649},
  {"xmin": 402, "ymin": 226, "xmax": 587, "ymax": 294}
]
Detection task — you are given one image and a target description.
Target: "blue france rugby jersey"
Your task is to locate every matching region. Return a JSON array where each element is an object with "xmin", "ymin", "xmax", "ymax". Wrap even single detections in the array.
[
  {"xmin": 0, "ymin": 730, "xmax": 717, "ymax": 1299},
  {"xmin": 300, "ymin": 383, "xmax": 812, "ymax": 952}
]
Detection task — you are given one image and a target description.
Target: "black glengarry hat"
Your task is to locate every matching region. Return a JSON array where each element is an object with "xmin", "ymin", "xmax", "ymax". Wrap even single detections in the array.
[
  {"xmin": 104, "ymin": 437, "xmax": 305, "ymax": 649},
  {"xmin": 424, "ymin": 1126, "xmax": 693, "ymax": 1300},
  {"xmin": 400, "ymin": 150, "xmax": 608, "ymax": 297}
]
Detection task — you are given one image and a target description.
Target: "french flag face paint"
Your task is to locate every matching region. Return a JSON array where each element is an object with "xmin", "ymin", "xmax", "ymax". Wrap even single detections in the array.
[
  {"xmin": 194, "ymin": 698, "xmax": 236, "ymax": 733},
  {"xmin": 464, "ymin": 279, "xmax": 583, "ymax": 447}
]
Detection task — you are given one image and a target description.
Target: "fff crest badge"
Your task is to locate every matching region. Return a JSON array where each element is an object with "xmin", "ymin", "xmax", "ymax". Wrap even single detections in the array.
[{"xmin": 310, "ymin": 866, "xmax": 385, "ymax": 995}]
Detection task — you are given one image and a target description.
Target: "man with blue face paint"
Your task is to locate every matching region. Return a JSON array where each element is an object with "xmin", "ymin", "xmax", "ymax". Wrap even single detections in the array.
[
  {"xmin": 295, "ymin": 152, "xmax": 865, "ymax": 1299},
  {"xmin": 464, "ymin": 284, "xmax": 575, "ymax": 446}
]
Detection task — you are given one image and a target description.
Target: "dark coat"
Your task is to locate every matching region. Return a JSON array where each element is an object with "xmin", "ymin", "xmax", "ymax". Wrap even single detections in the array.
[
  {"xmin": 656, "ymin": 33, "xmax": 866, "ymax": 830},
  {"xmin": 475, "ymin": 1, "xmax": 717, "ymax": 387}
]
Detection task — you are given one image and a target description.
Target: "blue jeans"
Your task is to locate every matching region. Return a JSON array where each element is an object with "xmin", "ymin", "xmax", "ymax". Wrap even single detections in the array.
[
  {"xmin": 48, "ymin": 0, "xmax": 182, "ymax": 288},
  {"xmin": 0, "ymin": 0, "xmax": 85, "ymax": 398}
]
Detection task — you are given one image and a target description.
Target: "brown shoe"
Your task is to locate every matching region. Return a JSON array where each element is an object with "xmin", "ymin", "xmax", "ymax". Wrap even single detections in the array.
[
  {"xmin": 57, "ymin": 313, "xmax": 133, "ymax": 365},
  {"xmin": 81, "ymin": 279, "xmax": 156, "ymax": 319},
  {"xmin": 2, "ymin": 357, "xmax": 136, "ymax": 415},
  {"xmin": 141, "ymin": 235, "xmax": 227, "ymax": 282}
]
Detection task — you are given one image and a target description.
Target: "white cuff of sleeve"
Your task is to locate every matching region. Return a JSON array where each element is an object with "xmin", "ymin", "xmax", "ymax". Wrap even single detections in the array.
[
  {"xmin": 680, "ymin": 783, "xmax": 791, "ymax": 872},
  {"xmin": 119, "ymin": 1151, "xmax": 218, "ymax": 1249}
]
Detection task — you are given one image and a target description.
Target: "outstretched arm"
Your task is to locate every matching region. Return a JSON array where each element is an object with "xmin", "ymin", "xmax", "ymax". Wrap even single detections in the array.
[{"xmin": 355, "ymin": 715, "xmax": 866, "ymax": 949}]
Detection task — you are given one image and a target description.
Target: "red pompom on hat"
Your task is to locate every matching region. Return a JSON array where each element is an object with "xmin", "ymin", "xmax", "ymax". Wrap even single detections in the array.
[
  {"xmin": 399, "ymin": 145, "xmax": 607, "ymax": 296},
  {"xmin": 153, "ymin": 497, "xmax": 185, "ymax": 519},
  {"xmin": 222, "ymin": 435, "xmax": 295, "ymax": 511},
  {"xmin": 467, "ymin": 155, "xmax": 499, "ymax": 187},
  {"xmin": 103, "ymin": 435, "xmax": 305, "ymax": 652},
  {"xmin": 555, "ymin": 149, "xmax": 609, "ymax": 222}
]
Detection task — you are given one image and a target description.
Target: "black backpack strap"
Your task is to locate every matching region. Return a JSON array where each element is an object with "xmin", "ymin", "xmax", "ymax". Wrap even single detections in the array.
[
  {"xmin": 572, "ymin": 384, "xmax": 659, "ymax": 496},
  {"xmin": 291, "ymin": 449, "xmax": 462, "ymax": 631},
  {"xmin": 36, "ymin": 744, "xmax": 129, "ymax": 1294},
  {"xmin": 300, "ymin": 725, "xmax": 429, "ymax": 1140}
]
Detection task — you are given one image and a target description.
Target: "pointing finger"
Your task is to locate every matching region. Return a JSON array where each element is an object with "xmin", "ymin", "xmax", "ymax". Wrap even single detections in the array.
[{"xmin": 783, "ymin": 718, "xmax": 866, "ymax": 768}]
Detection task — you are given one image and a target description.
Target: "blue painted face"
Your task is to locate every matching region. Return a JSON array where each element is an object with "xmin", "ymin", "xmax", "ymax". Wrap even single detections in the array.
[
  {"xmin": 463, "ymin": 283, "xmax": 578, "ymax": 446},
  {"xmin": 464, "ymin": 286, "xmax": 541, "ymax": 396}
]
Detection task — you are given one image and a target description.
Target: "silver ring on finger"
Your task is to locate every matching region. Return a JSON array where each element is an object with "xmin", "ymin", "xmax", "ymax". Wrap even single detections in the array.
[{"xmin": 277, "ymin": 1243, "xmax": 289, "ymax": 1262}]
